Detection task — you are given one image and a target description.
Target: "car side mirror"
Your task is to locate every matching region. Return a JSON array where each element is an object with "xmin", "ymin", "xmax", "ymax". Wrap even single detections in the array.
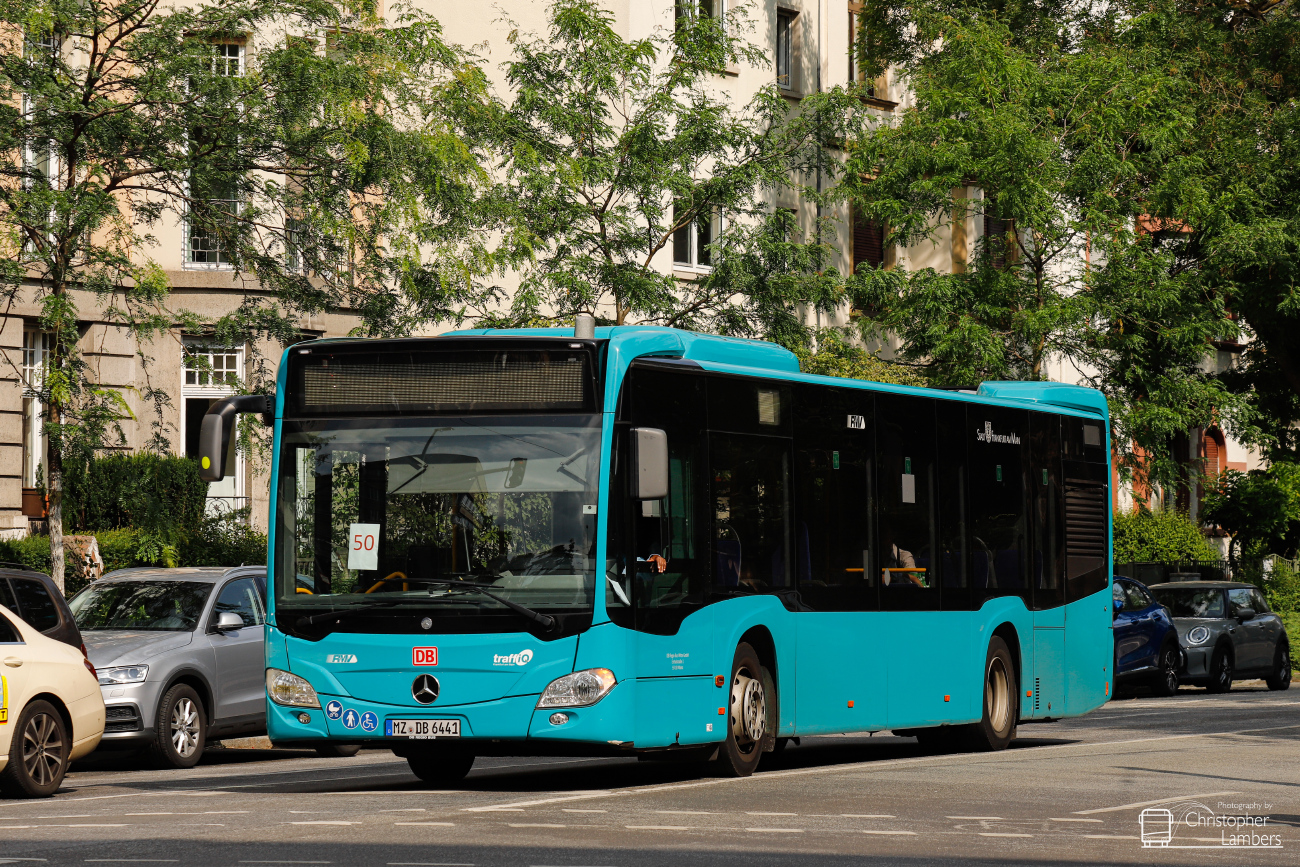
[
  {"xmin": 630, "ymin": 427, "xmax": 668, "ymax": 501},
  {"xmin": 1236, "ymin": 608, "xmax": 1256, "ymax": 623},
  {"xmin": 1113, "ymin": 598, "xmax": 1124, "ymax": 616},
  {"xmin": 215, "ymin": 611, "xmax": 245, "ymax": 632}
]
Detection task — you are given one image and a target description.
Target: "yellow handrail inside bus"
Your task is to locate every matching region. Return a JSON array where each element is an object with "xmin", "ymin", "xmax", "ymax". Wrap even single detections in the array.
[{"xmin": 366, "ymin": 571, "xmax": 409, "ymax": 593}]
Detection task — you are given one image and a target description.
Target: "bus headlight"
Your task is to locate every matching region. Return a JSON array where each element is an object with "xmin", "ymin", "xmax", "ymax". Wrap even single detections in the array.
[
  {"xmin": 537, "ymin": 668, "xmax": 617, "ymax": 708},
  {"xmin": 1186, "ymin": 626, "xmax": 1211, "ymax": 646},
  {"xmin": 267, "ymin": 668, "xmax": 321, "ymax": 708}
]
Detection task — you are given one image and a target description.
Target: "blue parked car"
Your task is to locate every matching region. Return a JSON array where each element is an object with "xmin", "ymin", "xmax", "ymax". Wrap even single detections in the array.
[{"xmin": 1113, "ymin": 576, "xmax": 1183, "ymax": 696}]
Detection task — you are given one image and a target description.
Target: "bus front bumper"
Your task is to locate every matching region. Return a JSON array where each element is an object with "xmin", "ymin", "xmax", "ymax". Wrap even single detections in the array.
[{"xmin": 267, "ymin": 681, "xmax": 636, "ymax": 752}]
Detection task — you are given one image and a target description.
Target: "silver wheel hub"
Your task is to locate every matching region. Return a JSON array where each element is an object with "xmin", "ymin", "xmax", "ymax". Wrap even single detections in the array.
[
  {"xmin": 730, "ymin": 670, "xmax": 766, "ymax": 747},
  {"xmin": 985, "ymin": 657, "xmax": 1011, "ymax": 735},
  {"xmin": 171, "ymin": 697, "xmax": 201, "ymax": 757},
  {"xmin": 21, "ymin": 713, "xmax": 63, "ymax": 786}
]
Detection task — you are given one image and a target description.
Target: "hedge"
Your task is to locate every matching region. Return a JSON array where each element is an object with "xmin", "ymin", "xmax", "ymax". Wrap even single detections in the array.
[
  {"xmin": 1112, "ymin": 509, "xmax": 1220, "ymax": 564},
  {"xmin": 61, "ymin": 453, "xmax": 207, "ymax": 544}
]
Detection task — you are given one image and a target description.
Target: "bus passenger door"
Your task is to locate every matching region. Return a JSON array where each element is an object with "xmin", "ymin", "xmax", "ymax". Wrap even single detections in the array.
[{"xmin": 792, "ymin": 385, "xmax": 884, "ymax": 734}]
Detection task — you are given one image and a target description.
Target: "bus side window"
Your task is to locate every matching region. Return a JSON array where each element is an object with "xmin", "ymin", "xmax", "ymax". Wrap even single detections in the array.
[
  {"xmin": 710, "ymin": 433, "xmax": 792, "ymax": 592},
  {"xmin": 937, "ymin": 400, "xmax": 970, "ymax": 610},
  {"xmin": 793, "ymin": 383, "xmax": 874, "ymax": 612},
  {"xmin": 1030, "ymin": 412, "xmax": 1065, "ymax": 610},
  {"xmin": 876, "ymin": 394, "xmax": 939, "ymax": 611},
  {"xmin": 968, "ymin": 407, "xmax": 1029, "ymax": 606}
]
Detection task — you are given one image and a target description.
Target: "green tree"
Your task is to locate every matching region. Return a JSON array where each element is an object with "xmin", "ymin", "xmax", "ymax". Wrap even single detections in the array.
[
  {"xmin": 844, "ymin": 0, "xmax": 1256, "ymax": 496},
  {"xmin": 0, "ymin": 0, "xmax": 495, "ymax": 588},
  {"xmin": 484, "ymin": 0, "xmax": 864, "ymax": 348},
  {"xmin": 1112, "ymin": 509, "xmax": 1220, "ymax": 564},
  {"xmin": 1203, "ymin": 463, "xmax": 1300, "ymax": 565},
  {"xmin": 796, "ymin": 327, "xmax": 927, "ymax": 387}
]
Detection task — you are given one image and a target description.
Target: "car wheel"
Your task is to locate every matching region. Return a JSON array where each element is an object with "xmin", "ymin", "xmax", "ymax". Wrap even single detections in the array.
[
  {"xmin": 960, "ymin": 636, "xmax": 1017, "ymax": 751},
  {"xmin": 1206, "ymin": 646, "xmax": 1233, "ymax": 694},
  {"xmin": 407, "ymin": 750, "xmax": 475, "ymax": 786},
  {"xmin": 1149, "ymin": 642, "xmax": 1181, "ymax": 697},
  {"xmin": 315, "ymin": 744, "xmax": 362, "ymax": 758},
  {"xmin": 716, "ymin": 642, "xmax": 769, "ymax": 778},
  {"xmin": 1265, "ymin": 642, "xmax": 1292, "ymax": 692},
  {"xmin": 0, "ymin": 700, "xmax": 69, "ymax": 798},
  {"xmin": 148, "ymin": 684, "xmax": 206, "ymax": 769}
]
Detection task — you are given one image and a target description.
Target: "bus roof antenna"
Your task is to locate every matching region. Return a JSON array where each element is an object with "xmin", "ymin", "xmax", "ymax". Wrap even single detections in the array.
[{"xmin": 575, "ymin": 312, "xmax": 595, "ymax": 339}]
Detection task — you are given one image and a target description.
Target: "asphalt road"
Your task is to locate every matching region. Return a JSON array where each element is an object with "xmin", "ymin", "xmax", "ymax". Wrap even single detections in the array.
[{"xmin": 3, "ymin": 680, "xmax": 1298, "ymax": 867}]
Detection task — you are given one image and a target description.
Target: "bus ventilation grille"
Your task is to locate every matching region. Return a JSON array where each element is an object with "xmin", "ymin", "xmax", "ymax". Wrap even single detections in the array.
[
  {"xmin": 1064, "ymin": 477, "xmax": 1107, "ymax": 559},
  {"xmin": 1034, "ymin": 678, "xmax": 1041, "ymax": 712}
]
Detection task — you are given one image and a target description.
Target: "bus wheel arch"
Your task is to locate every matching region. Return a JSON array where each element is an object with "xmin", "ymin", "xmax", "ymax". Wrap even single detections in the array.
[
  {"xmin": 991, "ymin": 622, "xmax": 1022, "ymax": 719},
  {"xmin": 738, "ymin": 626, "xmax": 779, "ymax": 751}
]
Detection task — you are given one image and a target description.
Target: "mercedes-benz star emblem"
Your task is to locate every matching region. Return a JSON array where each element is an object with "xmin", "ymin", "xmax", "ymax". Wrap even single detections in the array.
[{"xmin": 412, "ymin": 674, "xmax": 440, "ymax": 704}]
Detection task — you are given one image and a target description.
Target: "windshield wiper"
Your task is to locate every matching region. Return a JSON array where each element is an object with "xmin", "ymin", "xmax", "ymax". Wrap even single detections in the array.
[
  {"xmin": 295, "ymin": 599, "xmax": 408, "ymax": 629},
  {"xmin": 421, "ymin": 579, "xmax": 557, "ymax": 630}
]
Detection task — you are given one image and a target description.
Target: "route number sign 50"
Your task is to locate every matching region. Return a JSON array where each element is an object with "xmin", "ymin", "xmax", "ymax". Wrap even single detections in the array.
[{"xmin": 348, "ymin": 523, "xmax": 380, "ymax": 571}]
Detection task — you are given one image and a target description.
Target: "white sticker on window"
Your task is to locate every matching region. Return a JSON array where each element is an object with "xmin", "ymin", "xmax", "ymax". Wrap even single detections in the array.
[
  {"xmin": 347, "ymin": 523, "xmax": 380, "ymax": 571},
  {"xmin": 901, "ymin": 474, "xmax": 916, "ymax": 504}
]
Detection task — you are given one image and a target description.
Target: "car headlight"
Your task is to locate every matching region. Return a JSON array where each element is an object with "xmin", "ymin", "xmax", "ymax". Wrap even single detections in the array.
[
  {"xmin": 266, "ymin": 668, "xmax": 321, "ymax": 708},
  {"xmin": 1186, "ymin": 626, "xmax": 1211, "ymax": 646},
  {"xmin": 537, "ymin": 668, "xmax": 617, "ymax": 708},
  {"xmin": 98, "ymin": 665, "xmax": 148, "ymax": 685}
]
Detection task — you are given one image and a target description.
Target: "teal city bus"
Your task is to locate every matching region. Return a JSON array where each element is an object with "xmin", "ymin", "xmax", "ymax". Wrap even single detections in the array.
[{"xmin": 200, "ymin": 325, "xmax": 1114, "ymax": 781}]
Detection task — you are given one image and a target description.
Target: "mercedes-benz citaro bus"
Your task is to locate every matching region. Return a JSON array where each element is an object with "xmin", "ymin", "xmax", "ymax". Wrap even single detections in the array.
[{"xmin": 198, "ymin": 322, "xmax": 1114, "ymax": 784}]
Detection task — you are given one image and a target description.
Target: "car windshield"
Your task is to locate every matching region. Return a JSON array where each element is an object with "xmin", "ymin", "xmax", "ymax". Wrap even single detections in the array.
[
  {"xmin": 1149, "ymin": 587, "xmax": 1225, "ymax": 618},
  {"xmin": 275, "ymin": 415, "xmax": 601, "ymax": 622},
  {"xmin": 69, "ymin": 581, "xmax": 212, "ymax": 631}
]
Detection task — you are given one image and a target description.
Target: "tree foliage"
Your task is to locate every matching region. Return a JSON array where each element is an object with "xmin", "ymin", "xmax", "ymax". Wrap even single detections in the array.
[
  {"xmin": 1203, "ymin": 462, "xmax": 1300, "ymax": 563},
  {"xmin": 844, "ymin": 0, "xmax": 1264, "ymax": 495},
  {"xmin": 1112, "ymin": 509, "xmax": 1220, "ymax": 564},
  {"xmin": 0, "ymin": 0, "xmax": 495, "ymax": 585},
  {"xmin": 796, "ymin": 328, "xmax": 927, "ymax": 387},
  {"xmin": 483, "ymin": 0, "xmax": 864, "ymax": 349}
]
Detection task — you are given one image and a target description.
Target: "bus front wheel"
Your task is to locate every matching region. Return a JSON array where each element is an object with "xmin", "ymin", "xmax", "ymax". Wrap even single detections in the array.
[
  {"xmin": 961, "ymin": 636, "xmax": 1017, "ymax": 752},
  {"xmin": 716, "ymin": 642, "xmax": 769, "ymax": 778},
  {"xmin": 407, "ymin": 750, "xmax": 475, "ymax": 786}
]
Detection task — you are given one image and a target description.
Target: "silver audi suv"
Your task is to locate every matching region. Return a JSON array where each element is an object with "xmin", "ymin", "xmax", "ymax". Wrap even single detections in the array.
[{"xmin": 67, "ymin": 566, "xmax": 269, "ymax": 768}]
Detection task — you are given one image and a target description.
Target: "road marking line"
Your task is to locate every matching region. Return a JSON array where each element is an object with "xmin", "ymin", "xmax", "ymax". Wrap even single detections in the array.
[
  {"xmin": 379, "ymin": 809, "xmax": 426, "ymax": 812},
  {"xmin": 0, "ymin": 827, "xmax": 35, "ymax": 829},
  {"xmin": 747, "ymin": 811, "xmax": 797, "ymax": 816},
  {"xmin": 655, "ymin": 810, "xmax": 716, "ymax": 815},
  {"xmin": 456, "ymin": 723, "xmax": 1300, "ymax": 813},
  {"xmin": 1050, "ymin": 818, "xmax": 1102, "ymax": 822},
  {"xmin": 1074, "ymin": 791, "xmax": 1241, "ymax": 815},
  {"xmin": 979, "ymin": 832, "xmax": 1032, "ymax": 837},
  {"xmin": 861, "ymin": 830, "xmax": 917, "ymax": 836},
  {"xmin": 239, "ymin": 862, "xmax": 332, "ymax": 864},
  {"xmin": 626, "ymin": 825, "xmax": 692, "ymax": 831},
  {"xmin": 843, "ymin": 814, "xmax": 895, "ymax": 818},
  {"xmin": 1083, "ymin": 835, "xmax": 1139, "ymax": 840},
  {"xmin": 288, "ymin": 821, "xmax": 358, "ymax": 825},
  {"xmin": 387, "ymin": 863, "xmax": 475, "ymax": 866},
  {"xmin": 58, "ymin": 824, "xmax": 130, "ymax": 828},
  {"xmin": 562, "ymin": 809, "xmax": 608, "ymax": 814},
  {"xmin": 508, "ymin": 823, "xmax": 566, "ymax": 828},
  {"xmin": 746, "ymin": 827, "xmax": 804, "ymax": 833},
  {"xmin": 394, "ymin": 822, "xmax": 455, "ymax": 827},
  {"xmin": 84, "ymin": 860, "xmax": 179, "ymax": 863},
  {"xmin": 36, "ymin": 815, "xmax": 92, "ymax": 819},
  {"xmin": 949, "ymin": 816, "xmax": 1002, "ymax": 820}
]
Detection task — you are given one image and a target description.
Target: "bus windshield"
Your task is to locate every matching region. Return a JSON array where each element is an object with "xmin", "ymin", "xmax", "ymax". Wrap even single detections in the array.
[{"xmin": 275, "ymin": 415, "xmax": 601, "ymax": 626}]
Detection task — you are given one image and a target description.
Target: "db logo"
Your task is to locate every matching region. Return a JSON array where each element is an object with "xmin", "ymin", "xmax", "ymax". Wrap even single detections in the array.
[{"xmin": 413, "ymin": 647, "xmax": 438, "ymax": 666}]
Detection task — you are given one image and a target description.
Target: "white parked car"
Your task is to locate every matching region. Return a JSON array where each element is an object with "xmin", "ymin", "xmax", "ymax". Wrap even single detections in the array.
[{"xmin": 0, "ymin": 604, "xmax": 105, "ymax": 797}]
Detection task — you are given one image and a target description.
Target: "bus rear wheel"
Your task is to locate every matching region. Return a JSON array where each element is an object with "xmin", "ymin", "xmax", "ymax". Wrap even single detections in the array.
[
  {"xmin": 716, "ymin": 643, "xmax": 771, "ymax": 778},
  {"xmin": 960, "ymin": 636, "xmax": 1017, "ymax": 752},
  {"xmin": 407, "ymin": 750, "xmax": 475, "ymax": 786}
]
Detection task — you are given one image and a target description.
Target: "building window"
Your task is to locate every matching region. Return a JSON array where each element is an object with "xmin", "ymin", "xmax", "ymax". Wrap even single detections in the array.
[
  {"xmin": 776, "ymin": 10, "xmax": 795, "ymax": 89},
  {"xmin": 185, "ymin": 42, "xmax": 245, "ymax": 269},
  {"xmin": 672, "ymin": 202, "xmax": 721, "ymax": 269},
  {"xmin": 21, "ymin": 329, "xmax": 49, "ymax": 491},
  {"xmin": 847, "ymin": 2, "xmax": 876, "ymax": 97},
  {"xmin": 851, "ymin": 204, "xmax": 884, "ymax": 272},
  {"xmin": 983, "ymin": 196, "xmax": 1011, "ymax": 269},
  {"xmin": 677, "ymin": 0, "xmax": 725, "ymax": 27},
  {"xmin": 183, "ymin": 341, "xmax": 246, "ymax": 516}
]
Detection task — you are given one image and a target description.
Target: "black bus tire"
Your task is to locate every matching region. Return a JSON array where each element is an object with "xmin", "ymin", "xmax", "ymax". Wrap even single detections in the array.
[
  {"xmin": 716, "ymin": 642, "xmax": 768, "ymax": 777},
  {"xmin": 960, "ymin": 636, "xmax": 1017, "ymax": 752},
  {"xmin": 316, "ymin": 744, "xmax": 362, "ymax": 758}
]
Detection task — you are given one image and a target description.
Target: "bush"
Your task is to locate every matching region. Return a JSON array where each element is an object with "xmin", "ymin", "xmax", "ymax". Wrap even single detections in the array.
[
  {"xmin": 0, "ymin": 534, "xmax": 54, "ymax": 573},
  {"xmin": 1113, "ymin": 509, "xmax": 1219, "ymax": 563},
  {"xmin": 62, "ymin": 453, "xmax": 207, "ymax": 546},
  {"xmin": 179, "ymin": 511, "xmax": 268, "ymax": 568},
  {"xmin": 1263, "ymin": 559, "xmax": 1300, "ymax": 615}
]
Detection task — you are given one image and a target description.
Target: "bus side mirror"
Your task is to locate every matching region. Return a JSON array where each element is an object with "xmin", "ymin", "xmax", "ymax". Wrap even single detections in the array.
[
  {"xmin": 630, "ymin": 427, "xmax": 668, "ymax": 500},
  {"xmin": 199, "ymin": 394, "xmax": 275, "ymax": 482}
]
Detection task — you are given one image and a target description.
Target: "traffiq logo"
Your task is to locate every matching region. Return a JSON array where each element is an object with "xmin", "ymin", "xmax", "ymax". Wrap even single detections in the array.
[
  {"xmin": 493, "ymin": 649, "xmax": 534, "ymax": 666},
  {"xmin": 976, "ymin": 421, "xmax": 1021, "ymax": 445}
]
